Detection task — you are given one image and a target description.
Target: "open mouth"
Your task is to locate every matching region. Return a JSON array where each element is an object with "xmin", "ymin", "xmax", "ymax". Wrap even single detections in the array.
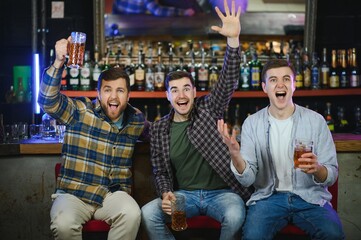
[
  {"xmin": 109, "ymin": 102, "xmax": 119, "ymax": 111},
  {"xmin": 275, "ymin": 91, "xmax": 286, "ymax": 99},
  {"xmin": 177, "ymin": 100, "xmax": 188, "ymax": 107}
]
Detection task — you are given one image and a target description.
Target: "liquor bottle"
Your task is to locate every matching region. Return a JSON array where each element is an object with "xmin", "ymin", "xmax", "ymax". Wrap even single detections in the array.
[
  {"xmin": 167, "ymin": 43, "xmax": 176, "ymax": 74},
  {"xmin": 124, "ymin": 44, "xmax": 135, "ymax": 90},
  {"xmin": 240, "ymin": 51, "xmax": 250, "ymax": 90},
  {"xmin": 197, "ymin": 41, "xmax": 209, "ymax": 91},
  {"xmin": 294, "ymin": 50, "xmax": 303, "ymax": 89},
  {"xmin": 134, "ymin": 49, "xmax": 145, "ymax": 91},
  {"xmin": 329, "ymin": 49, "xmax": 340, "ymax": 88},
  {"xmin": 80, "ymin": 51, "xmax": 92, "ymax": 91},
  {"xmin": 278, "ymin": 40, "xmax": 285, "ymax": 59},
  {"xmin": 208, "ymin": 49, "xmax": 219, "ymax": 91},
  {"xmin": 0, "ymin": 114, "xmax": 4, "ymax": 144},
  {"xmin": 268, "ymin": 41, "xmax": 277, "ymax": 59},
  {"xmin": 145, "ymin": 45, "xmax": 155, "ymax": 91},
  {"xmin": 103, "ymin": 48, "xmax": 111, "ymax": 72},
  {"xmin": 320, "ymin": 48, "xmax": 330, "ymax": 88},
  {"xmin": 69, "ymin": 66, "xmax": 80, "ymax": 90},
  {"xmin": 347, "ymin": 48, "xmax": 352, "ymax": 67},
  {"xmin": 349, "ymin": 48, "xmax": 360, "ymax": 87},
  {"xmin": 325, "ymin": 102, "xmax": 335, "ymax": 132},
  {"xmin": 310, "ymin": 52, "xmax": 320, "ymax": 89},
  {"xmin": 177, "ymin": 47, "xmax": 188, "ymax": 72},
  {"xmin": 233, "ymin": 104, "xmax": 241, "ymax": 137},
  {"xmin": 154, "ymin": 42, "xmax": 165, "ymax": 91},
  {"xmin": 144, "ymin": 105, "xmax": 149, "ymax": 120},
  {"xmin": 187, "ymin": 40, "xmax": 197, "ymax": 81},
  {"xmin": 335, "ymin": 106, "xmax": 349, "ymax": 133},
  {"xmin": 154, "ymin": 104, "xmax": 162, "ymax": 121},
  {"xmin": 114, "ymin": 44, "xmax": 122, "ymax": 68},
  {"xmin": 302, "ymin": 49, "xmax": 311, "ymax": 89},
  {"xmin": 61, "ymin": 68, "xmax": 69, "ymax": 90},
  {"xmin": 5, "ymin": 85, "xmax": 16, "ymax": 103},
  {"xmin": 339, "ymin": 49, "xmax": 349, "ymax": 88},
  {"xmin": 92, "ymin": 45, "xmax": 101, "ymax": 90},
  {"xmin": 16, "ymin": 77, "xmax": 25, "ymax": 103},
  {"xmin": 354, "ymin": 106, "xmax": 361, "ymax": 134},
  {"xmin": 249, "ymin": 52, "xmax": 262, "ymax": 90},
  {"xmin": 26, "ymin": 80, "xmax": 32, "ymax": 103}
]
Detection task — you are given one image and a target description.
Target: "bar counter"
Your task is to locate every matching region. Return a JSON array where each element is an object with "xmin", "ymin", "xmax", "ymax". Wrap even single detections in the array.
[{"xmin": 1, "ymin": 133, "xmax": 360, "ymax": 156}]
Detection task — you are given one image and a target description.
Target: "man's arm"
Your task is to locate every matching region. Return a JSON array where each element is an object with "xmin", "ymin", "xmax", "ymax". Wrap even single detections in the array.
[{"xmin": 206, "ymin": 0, "xmax": 242, "ymax": 116}]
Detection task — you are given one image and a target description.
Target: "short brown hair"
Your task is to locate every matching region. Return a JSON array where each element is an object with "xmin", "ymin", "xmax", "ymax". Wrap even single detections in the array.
[
  {"xmin": 261, "ymin": 59, "xmax": 296, "ymax": 83},
  {"xmin": 97, "ymin": 67, "xmax": 130, "ymax": 92},
  {"xmin": 165, "ymin": 71, "xmax": 195, "ymax": 90}
]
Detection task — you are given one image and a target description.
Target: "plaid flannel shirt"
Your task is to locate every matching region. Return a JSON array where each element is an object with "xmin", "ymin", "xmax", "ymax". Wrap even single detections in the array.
[
  {"xmin": 38, "ymin": 65, "xmax": 148, "ymax": 206},
  {"xmin": 150, "ymin": 45, "xmax": 253, "ymax": 201},
  {"xmin": 113, "ymin": 0, "xmax": 188, "ymax": 17}
]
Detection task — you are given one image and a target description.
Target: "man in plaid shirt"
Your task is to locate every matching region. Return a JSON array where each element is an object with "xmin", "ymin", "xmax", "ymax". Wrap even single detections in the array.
[
  {"xmin": 141, "ymin": 1, "xmax": 252, "ymax": 239},
  {"xmin": 39, "ymin": 40, "xmax": 149, "ymax": 239}
]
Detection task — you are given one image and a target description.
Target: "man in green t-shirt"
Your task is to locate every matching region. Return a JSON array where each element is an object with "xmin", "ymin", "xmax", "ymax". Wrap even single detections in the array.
[{"xmin": 141, "ymin": 1, "xmax": 252, "ymax": 239}]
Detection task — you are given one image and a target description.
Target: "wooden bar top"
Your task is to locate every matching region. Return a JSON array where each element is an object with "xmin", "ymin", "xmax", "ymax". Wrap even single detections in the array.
[{"xmin": 0, "ymin": 134, "xmax": 360, "ymax": 156}]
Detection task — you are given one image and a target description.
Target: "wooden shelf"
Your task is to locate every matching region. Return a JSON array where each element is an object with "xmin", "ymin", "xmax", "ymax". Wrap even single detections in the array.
[{"xmin": 61, "ymin": 88, "xmax": 361, "ymax": 99}]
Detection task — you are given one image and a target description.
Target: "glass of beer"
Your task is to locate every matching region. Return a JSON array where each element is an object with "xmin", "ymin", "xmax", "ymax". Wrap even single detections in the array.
[
  {"xmin": 67, "ymin": 32, "xmax": 86, "ymax": 69},
  {"xmin": 171, "ymin": 193, "xmax": 187, "ymax": 231},
  {"xmin": 294, "ymin": 139, "xmax": 313, "ymax": 168}
]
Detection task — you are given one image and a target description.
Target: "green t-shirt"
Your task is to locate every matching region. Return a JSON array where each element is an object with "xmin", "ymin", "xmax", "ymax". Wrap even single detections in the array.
[{"xmin": 170, "ymin": 121, "xmax": 228, "ymax": 190}]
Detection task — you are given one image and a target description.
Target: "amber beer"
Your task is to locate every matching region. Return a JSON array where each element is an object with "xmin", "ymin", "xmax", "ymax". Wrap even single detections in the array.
[
  {"xmin": 67, "ymin": 32, "xmax": 86, "ymax": 69},
  {"xmin": 171, "ymin": 194, "xmax": 187, "ymax": 231},
  {"xmin": 171, "ymin": 210, "xmax": 187, "ymax": 231},
  {"xmin": 294, "ymin": 139, "xmax": 313, "ymax": 168}
]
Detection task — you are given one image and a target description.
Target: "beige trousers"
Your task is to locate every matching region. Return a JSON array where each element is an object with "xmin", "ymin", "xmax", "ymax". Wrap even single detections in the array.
[{"xmin": 50, "ymin": 191, "xmax": 141, "ymax": 240}]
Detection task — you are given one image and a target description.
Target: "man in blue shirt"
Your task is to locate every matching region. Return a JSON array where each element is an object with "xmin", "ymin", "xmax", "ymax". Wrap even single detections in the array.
[{"xmin": 218, "ymin": 59, "xmax": 344, "ymax": 239}]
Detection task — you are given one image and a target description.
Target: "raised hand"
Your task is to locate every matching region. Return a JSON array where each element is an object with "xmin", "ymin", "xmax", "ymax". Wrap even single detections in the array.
[
  {"xmin": 53, "ymin": 36, "xmax": 71, "ymax": 68},
  {"xmin": 211, "ymin": 0, "xmax": 242, "ymax": 39},
  {"xmin": 217, "ymin": 119, "xmax": 240, "ymax": 154}
]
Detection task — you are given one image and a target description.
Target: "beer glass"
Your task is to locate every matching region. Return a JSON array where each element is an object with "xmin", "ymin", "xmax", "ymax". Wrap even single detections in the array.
[
  {"xmin": 56, "ymin": 125, "xmax": 66, "ymax": 143},
  {"xmin": 294, "ymin": 139, "xmax": 313, "ymax": 168},
  {"xmin": 67, "ymin": 31, "xmax": 86, "ymax": 69},
  {"xmin": 171, "ymin": 193, "xmax": 187, "ymax": 231}
]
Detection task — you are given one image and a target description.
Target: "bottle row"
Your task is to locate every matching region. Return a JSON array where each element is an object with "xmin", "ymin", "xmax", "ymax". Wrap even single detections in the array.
[
  {"xmin": 58, "ymin": 46, "xmax": 361, "ymax": 93},
  {"xmin": 136, "ymin": 101, "xmax": 361, "ymax": 134}
]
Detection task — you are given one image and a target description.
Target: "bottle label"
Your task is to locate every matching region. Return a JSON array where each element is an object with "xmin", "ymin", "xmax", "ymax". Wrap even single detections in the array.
[
  {"xmin": 329, "ymin": 76, "xmax": 339, "ymax": 88},
  {"xmin": 80, "ymin": 67, "xmax": 90, "ymax": 78},
  {"xmin": 145, "ymin": 73, "xmax": 155, "ymax": 91},
  {"xmin": 135, "ymin": 69, "xmax": 145, "ymax": 81},
  {"xmin": 129, "ymin": 74, "xmax": 135, "ymax": 87},
  {"xmin": 154, "ymin": 72, "xmax": 165, "ymax": 89},
  {"xmin": 198, "ymin": 68, "xmax": 208, "ymax": 81},
  {"xmin": 296, "ymin": 74, "xmax": 303, "ymax": 88},
  {"xmin": 69, "ymin": 68, "xmax": 79, "ymax": 78},
  {"xmin": 303, "ymin": 69, "xmax": 311, "ymax": 87},
  {"xmin": 80, "ymin": 79, "xmax": 90, "ymax": 85},
  {"xmin": 350, "ymin": 75, "xmax": 360, "ymax": 87},
  {"xmin": 70, "ymin": 78, "xmax": 79, "ymax": 85},
  {"xmin": 93, "ymin": 70, "xmax": 100, "ymax": 82},
  {"xmin": 251, "ymin": 67, "xmax": 260, "ymax": 87},
  {"xmin": 311, "ymin": 68, "xmax": 320, "ymax": 87}
]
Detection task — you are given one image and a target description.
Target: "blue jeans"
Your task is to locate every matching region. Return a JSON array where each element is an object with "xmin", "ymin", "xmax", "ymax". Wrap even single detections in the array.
[
  {"xmin": 242, "ymin": 192, "xmax": 344, "ymax": 240},
  {"xmin": 141, "ymin": 189, "xmax": 246, "ymax": 240}
]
